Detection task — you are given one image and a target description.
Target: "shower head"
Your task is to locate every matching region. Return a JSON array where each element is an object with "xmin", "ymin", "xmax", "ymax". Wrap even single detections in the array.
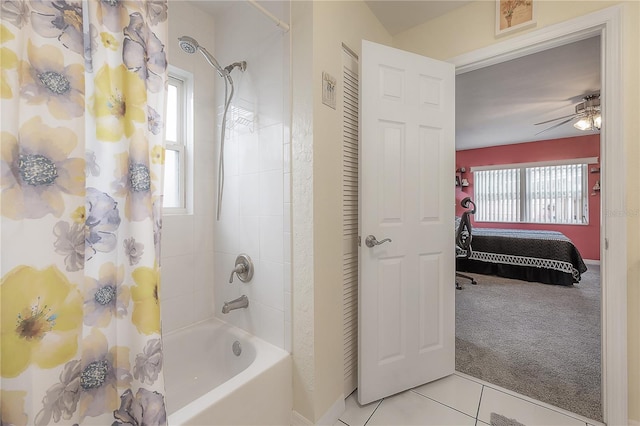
[
  {"xmin": 178, "ymin": 35, "xmax": 199, "ymax": 54},
  {"xmin": 178, "ymin": 35, "xmax": 226, "ymax": 77}
]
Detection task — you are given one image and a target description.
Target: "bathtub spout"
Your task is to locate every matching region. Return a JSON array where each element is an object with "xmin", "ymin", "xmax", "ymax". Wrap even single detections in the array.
[{"xmin": 222, "ymin": 295, "xmax": 249, "ymax": 314}]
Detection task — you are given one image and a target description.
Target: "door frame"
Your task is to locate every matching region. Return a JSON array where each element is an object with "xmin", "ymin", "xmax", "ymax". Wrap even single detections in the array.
[{"xmin": 449, "ymin": 5, "xmax": 626, "ymax": 424}]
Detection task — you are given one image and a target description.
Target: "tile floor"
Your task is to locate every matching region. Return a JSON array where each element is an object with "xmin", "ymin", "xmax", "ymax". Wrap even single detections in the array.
[{"xmin": 335, "ymin": 373, "xmax": 603, "ymax": 426}]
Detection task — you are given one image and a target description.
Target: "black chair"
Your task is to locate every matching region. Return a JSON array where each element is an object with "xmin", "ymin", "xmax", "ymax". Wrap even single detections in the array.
[{"xmin": 455, "ymin": 197, "xmax": 477, "ymax": 290}]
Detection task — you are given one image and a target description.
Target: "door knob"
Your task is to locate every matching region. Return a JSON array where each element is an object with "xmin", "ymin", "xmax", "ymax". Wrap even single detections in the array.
[{"xmin": 365, "ymin": 235, "xmax": 392, "ymax": 248}]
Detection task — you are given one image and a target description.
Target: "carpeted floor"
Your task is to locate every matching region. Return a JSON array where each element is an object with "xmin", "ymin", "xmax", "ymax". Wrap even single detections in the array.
[{"xmin": 455, "ymin": 266, "xmax": 602, "ymax": 422}]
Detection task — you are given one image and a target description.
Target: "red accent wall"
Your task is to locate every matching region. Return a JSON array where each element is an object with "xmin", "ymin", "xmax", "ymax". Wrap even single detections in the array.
[{"xmin": 456, "ymin": 135, "xmax": 601, "ymax": 260}]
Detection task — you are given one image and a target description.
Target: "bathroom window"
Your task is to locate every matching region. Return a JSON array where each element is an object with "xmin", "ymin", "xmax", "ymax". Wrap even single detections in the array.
[{"xmin": 164, "ymin": 67, "xmax": 193, "ymax": 213}]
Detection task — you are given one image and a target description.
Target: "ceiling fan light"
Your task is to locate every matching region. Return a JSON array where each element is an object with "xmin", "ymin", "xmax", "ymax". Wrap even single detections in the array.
[
  {"xmin": 594, "ymin": 114, "xmax": 602, "ymax": 129},
  {"xmin": 574, "ymin": 118, "xmax": 592, "ymax": 131}
]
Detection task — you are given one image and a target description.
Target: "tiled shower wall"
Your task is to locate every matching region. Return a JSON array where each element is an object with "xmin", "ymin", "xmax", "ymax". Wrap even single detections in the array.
[
  {"xmin": 211, "ymin": 1, "xmax": 291, "ymax": 351},
  {"xmin": 161, "ymin": 1, "xmax": 290, "ymax": 351}
]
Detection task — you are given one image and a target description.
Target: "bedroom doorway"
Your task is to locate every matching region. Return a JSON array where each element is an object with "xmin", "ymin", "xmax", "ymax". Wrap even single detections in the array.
[
  {"xmin": 450, "ymin": 6, "xmax": 627, "ymax": 425},
  {"xmin": 453, "ymin": 36, "xmax": 602, "ymax": 421}
]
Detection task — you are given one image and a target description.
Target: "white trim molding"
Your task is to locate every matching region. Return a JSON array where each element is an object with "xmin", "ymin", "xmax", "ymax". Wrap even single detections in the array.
[{"xmin": 450, "ymin": 5, "xmax": 627, "ymax": 425}]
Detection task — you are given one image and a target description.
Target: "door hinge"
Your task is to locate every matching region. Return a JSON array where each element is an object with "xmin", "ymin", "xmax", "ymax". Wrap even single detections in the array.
[
  {"xmin": 358, "ymin": 236, "xmax": 361, "ymax": 247},
  {"xmin": 605, "ymin": 238, "xmax": 609, "ymax": 250}
]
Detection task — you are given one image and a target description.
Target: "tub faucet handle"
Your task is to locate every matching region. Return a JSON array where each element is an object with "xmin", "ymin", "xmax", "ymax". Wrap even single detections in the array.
[
  {"xmin": 229, "ymin": 264, "xmax": 246, "ymax": 283},
  {"xmin": 229, "ymin": 254, "xmax": 254, "ymax": 283}
]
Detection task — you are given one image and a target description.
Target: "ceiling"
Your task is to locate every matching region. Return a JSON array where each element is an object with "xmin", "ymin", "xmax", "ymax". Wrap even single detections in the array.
[
  {"xmin": 364, "ymin": 1, "xmax": 601, "ymax": 150},
  {"xmin": 364, "ymin": 0, "xmax": 472, "ymax": 35},
  {"xmin": 455, "ymin": 36, "xmax": 601, "ymax": 150}
]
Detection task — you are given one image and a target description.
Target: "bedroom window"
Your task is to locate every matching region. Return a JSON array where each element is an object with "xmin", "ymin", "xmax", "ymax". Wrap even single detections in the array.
[
  {"xmin": 164, "ymin": 67, "xmax": 193, "ymax": 213},
  {"xmin": 474, "ymin": 161, "xmax": 590, "ymax": 225}
]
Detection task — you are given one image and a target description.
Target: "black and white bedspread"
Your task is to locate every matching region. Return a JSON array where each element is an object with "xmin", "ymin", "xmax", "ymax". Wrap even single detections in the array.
[{"xmin": 456, "ymin": 228, "xmax": 588, "ymax": 286}]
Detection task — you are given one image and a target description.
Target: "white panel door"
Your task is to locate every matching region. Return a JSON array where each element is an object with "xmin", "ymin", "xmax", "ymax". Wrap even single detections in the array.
[{"xmin": 358, "ymin": 40, "xmax": 455, "ymax": 405}]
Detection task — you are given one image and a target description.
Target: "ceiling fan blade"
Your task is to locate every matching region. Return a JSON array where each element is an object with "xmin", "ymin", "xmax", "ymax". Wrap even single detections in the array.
[
  {"xmin": 535, "ymin": 117, "xmax": 576, "ymax": 135},
  {"xmin": 534, "ymin": 113, "xmax": 578, "ymax": 126}
]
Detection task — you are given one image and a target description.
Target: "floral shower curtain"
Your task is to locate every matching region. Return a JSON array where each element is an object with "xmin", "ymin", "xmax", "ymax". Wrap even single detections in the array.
[{"xmin": 1, "ymin": 1, "xmax": 168, "ymax": 424}]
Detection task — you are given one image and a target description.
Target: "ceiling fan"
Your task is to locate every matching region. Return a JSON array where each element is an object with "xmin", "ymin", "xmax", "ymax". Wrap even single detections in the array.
[{"xmin": 534, "ymin": 93, "xmax": 601, "ymax": 135}]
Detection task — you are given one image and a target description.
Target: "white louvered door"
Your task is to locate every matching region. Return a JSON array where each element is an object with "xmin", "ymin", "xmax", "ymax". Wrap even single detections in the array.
[{"xmin": 342, "ymin": 47, "xmax": 359, "ymax": 397}]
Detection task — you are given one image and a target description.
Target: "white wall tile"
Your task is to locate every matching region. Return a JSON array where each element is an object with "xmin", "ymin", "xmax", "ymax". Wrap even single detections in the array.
[
  {"xmin": 284, "ymin": 291, "xmax": 291, "ymax": 323},
  {"xmin": 260, "ymin": 124, "xmax": 284, "ymax": 172},
  {"xmin": 249, "ymin": 301, "xmax": 285, "ymax": 348},
  {"xmin": 162, "ymin": 215, "xmax": 194, "ymax": 258},
  {"xmin": 193, "ymin": 289, "xmax": 214, "ymax": 322},
  {"xmin": 239, "ymin": 173, "xmax": 261, "ymax": 217},
  {"xmin": 284, "ymin": 320, "xmax": 292, "ymax": 353},
  {"xmin": 238, "ymin": 131, "xmax": 260, "ymax": 175},
  {"xmin": 259, "ymin": 170, "xmax": 284, "ymax": 216},
  {"xmin": 238, "ymin": 216, "xmax": 260, "ymax": 260},
  {"xmin": 161, "ymin": 255, "xmax": 196, "ymax": 301},
  {"xmin": 162, "ymin": 293, "xmax": 196, "ymax": 334},
  {"xmin": 260, "ymin": 216, "xmax": 284, "ymax": 263},
  {"xmin": 255, "ymin": 260, "xmax": 284, "ymax": 310},
  {"xmin": 284, "ymin": 261, "xmax": 292, "ymax": 293},
  {"xmin": 283, "ymin": 172, "xmax": 291, "ymax": 203}
]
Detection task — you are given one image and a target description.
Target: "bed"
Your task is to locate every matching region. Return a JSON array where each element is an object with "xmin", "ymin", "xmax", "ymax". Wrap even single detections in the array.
[{"xmin": 456, "ymin": 228, "xmax": 588, "ymax": 286}]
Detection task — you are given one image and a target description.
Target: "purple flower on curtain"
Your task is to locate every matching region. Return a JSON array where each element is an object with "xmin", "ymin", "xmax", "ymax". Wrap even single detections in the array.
[
  {"xmin": 20, "ymin": 41, "xmax": 85, "ymax": 119},
  {"xmin": 53, "ymin": 220, "xmax": 86, "ymax": 272},
  {"xmin": 30, "ymin": 0, "xmax": 85, "ymax": 54},
  {"xmin": 142, "ymin": 0, "xmax": 168, "ymax": 25},
  {"xmin": 0, "ymin": 117, "xmax": 85, "ymax": 219},
  {"xmin": 147, "ymin": 105, "xmax": 163, "ymax": 135},
  {"xmin": 85, "ymin": 150, "xmax": 101, "ymax": 177},
  {"xmin": 95, "ymin": 0, "xmax": 130, "ymax": 33},
  {"xmin": 85, "ymin": 187, "xmax": 121, "ymax": 259},
  {"xmin": 152, "ymin": 199, "xmax": 162, "ymax": 263},
  {"xmin": 133, "ymin": 338, "xmax": 163, "ymax": 384},
  {"xmin": 123, "ymin": 237, "xmax": 144, "ymax": 265},
  {"xmin": 84, "ymin": 262, "xmax": 130, "ymax": 327},
  {"xmin": 1, "ymin": 0, "xmax": 30, "ymax": 28},
  {"xmin": 123, "ymin": 12, "xmax": 167, "ymax": 93},
  {"xmin": 78, "ymin": 329, "xmax": 132, "ymax": 419},
  {"xmin": 34, "ymin": 359, "xmax": 81, "ymax": 426},
  {"xmin": 111, "ymin": 131, "xmax": 155, "ymax": 221},
  {"xmin": 113, "ymin": 388, "xmax": 166, "ymax": 426}
]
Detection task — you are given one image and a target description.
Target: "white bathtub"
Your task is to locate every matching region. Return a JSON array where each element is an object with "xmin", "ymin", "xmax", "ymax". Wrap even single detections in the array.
[{"xmin": 163, "ymin": 318, "xmax": 292, "ymax": 425}]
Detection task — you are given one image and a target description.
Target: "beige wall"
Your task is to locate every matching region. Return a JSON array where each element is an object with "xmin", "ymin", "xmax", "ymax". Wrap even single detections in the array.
[
  {"xmin": 291, "ymin": 0, "xmax": 392, "ymax": 422},
  {"xmin": 394, "ymin": 1, "xmax": 640, "ymax": 422}
]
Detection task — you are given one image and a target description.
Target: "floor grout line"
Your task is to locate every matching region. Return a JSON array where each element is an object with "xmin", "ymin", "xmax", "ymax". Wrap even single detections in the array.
[
  {"xmin": 476, "ymin": 385, "xmax": 485, "ymax": 421},
  {"xmin": 409, "ymin": 389, "xmax": 477, "ymax": 420},
  {"xmin": 362, "ymin": 398, "xmax": 383, "ymax": 426}
]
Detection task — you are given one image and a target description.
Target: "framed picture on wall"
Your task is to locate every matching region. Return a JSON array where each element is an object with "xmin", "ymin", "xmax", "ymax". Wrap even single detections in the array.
[
  {"xmin": 496, "ymin": 0, "xmax": 536, "ymax": 37},
  {"xmin": 455, "ymin": 176, "xmax": 461, "ymax": 187}
]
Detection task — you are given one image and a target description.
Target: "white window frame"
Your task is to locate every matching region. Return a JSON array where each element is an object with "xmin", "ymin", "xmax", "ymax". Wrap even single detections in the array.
[
  {"xmin": 164, "ymin": 65, "xmax": 193, "ymax": 215},
  {"xmin": 471, "ymin": 157, "xmax": 597, "ymax": 225}
]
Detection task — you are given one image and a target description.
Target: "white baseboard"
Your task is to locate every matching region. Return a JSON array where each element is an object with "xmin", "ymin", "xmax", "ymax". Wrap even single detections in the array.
[
  {"xmin": 583, "ymin": 259, "xmax": 600, "ymax": 266},
  {"xmin": 291, "ymin": 395, "xmax": 346, "ymax": 426}
]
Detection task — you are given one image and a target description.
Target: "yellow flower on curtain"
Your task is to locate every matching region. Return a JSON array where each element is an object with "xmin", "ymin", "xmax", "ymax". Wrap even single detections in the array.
[
  {"xmin": 19, "ymin": 41, "xmax": 85, "ymax": 119},
  {"xmin": 131, "ymin": 264, "xmax": 161, "ymax": 335},
  {"xmin": 0, "ymin": 390, "xmax": 28, "ymax": 426},
  {"xmin": 91, "ymin": 63, "xmax": 147, "ymax": 142},
  {"xmin": 100, "ymin": 32, "xmax": 119, "ymax": 50},
  {"xmin": 78, "ymin": 329, "xmax": 132, "ymax": 419},
  {"xmin": 151, "ymin": 145, "xmax": 165, "ymax": 165},
  {"xmin": 1, "ymin": 24, "xmax": 18, "ymax": 99},
  {"xmin": 0, "ymin": 117, "xmax": 85, "ymax": 219},
  {"xmin": 0, "ymin": 265, "xmax": 82, "ymax": 378}
]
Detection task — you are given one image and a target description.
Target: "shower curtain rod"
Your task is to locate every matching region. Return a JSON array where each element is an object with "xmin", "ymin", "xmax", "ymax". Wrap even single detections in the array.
[{"xmin": 247, "ymin": 0, "xmax": 290, "ymax": 32}]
